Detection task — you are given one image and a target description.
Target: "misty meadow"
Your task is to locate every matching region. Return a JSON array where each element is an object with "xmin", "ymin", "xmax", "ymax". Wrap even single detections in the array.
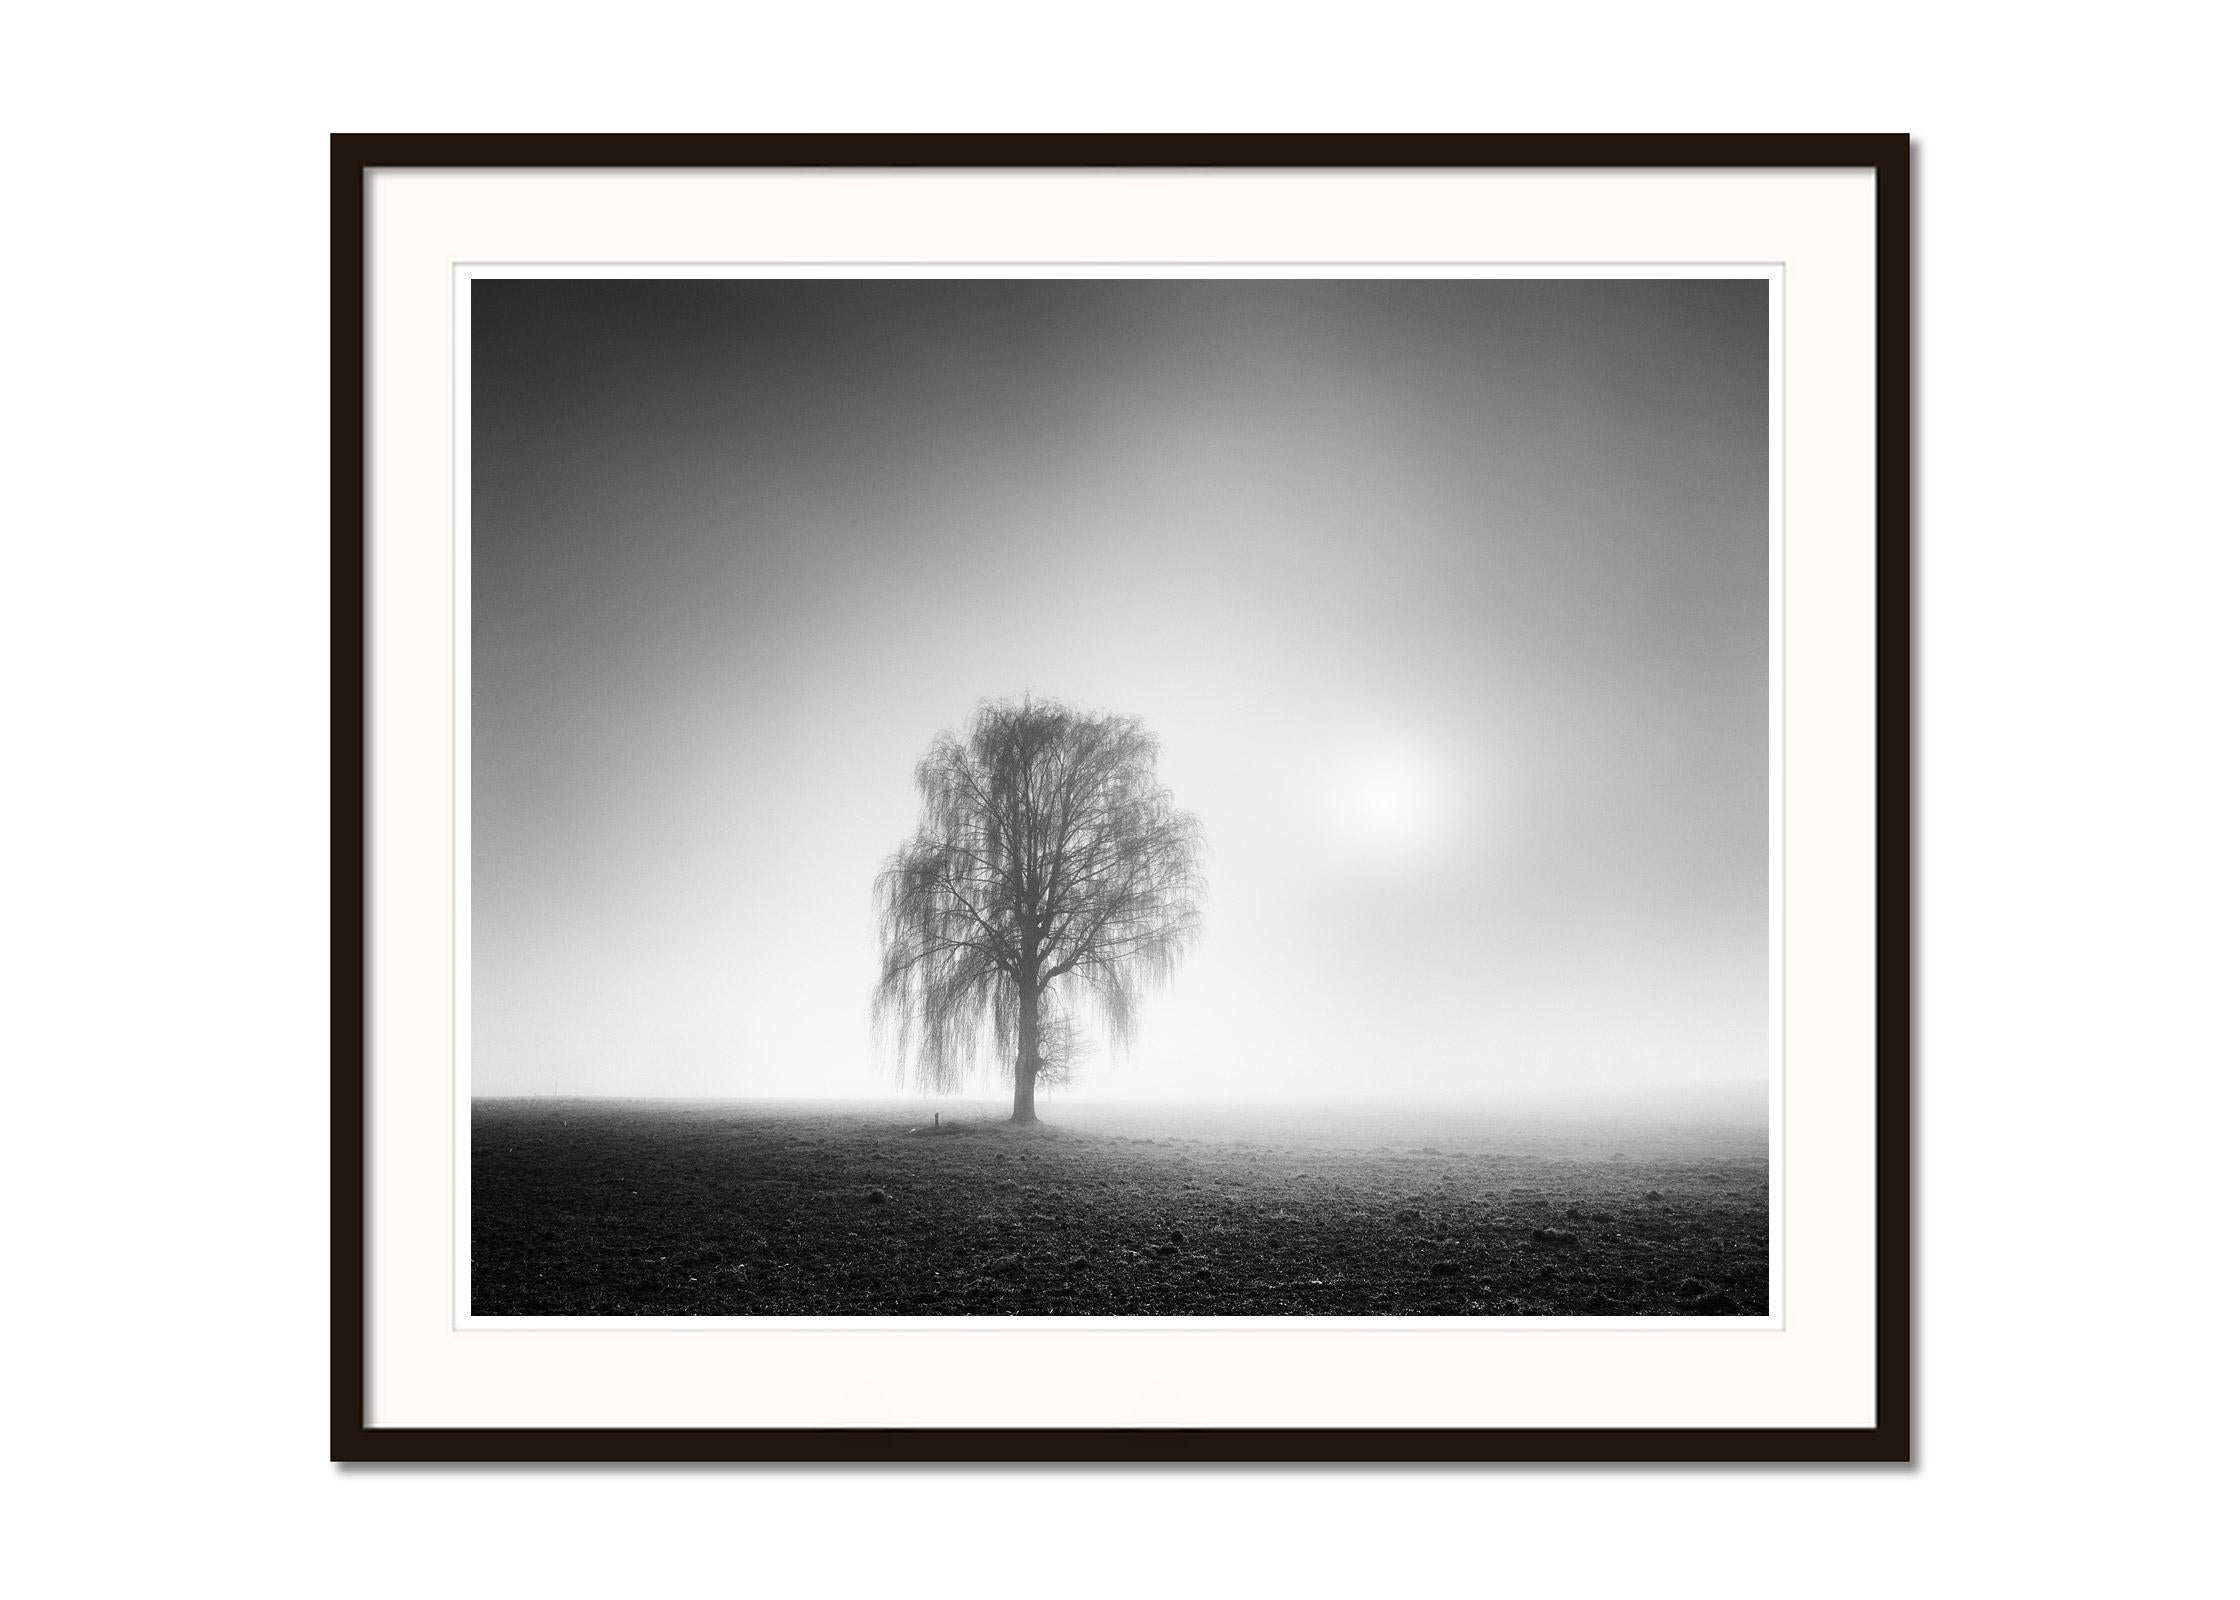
[
  {"xmin": 469, "ymin": 277, "xmax": 1773, "ymax": 1319},
  {"xmin": 473, "ymin": 1097, "xmax": 1768, "ymax": 1317}
]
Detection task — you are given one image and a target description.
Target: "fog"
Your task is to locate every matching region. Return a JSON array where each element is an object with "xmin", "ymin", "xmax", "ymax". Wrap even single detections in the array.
[{"xmin": 470, "ymin": 277, "xmax": 1768, "ymax": 1103}]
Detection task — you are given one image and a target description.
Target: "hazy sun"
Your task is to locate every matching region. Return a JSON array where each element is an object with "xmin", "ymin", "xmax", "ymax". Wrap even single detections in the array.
[{"xmin": 1336, "ymin": 747, "xmax": 1452, "ymax": 851}]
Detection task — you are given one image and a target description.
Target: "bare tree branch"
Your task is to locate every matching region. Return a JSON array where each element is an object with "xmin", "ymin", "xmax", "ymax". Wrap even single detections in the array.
[{"xmin": 873, "ymin": 696, "xmax": 1205, "ymax": 1119}]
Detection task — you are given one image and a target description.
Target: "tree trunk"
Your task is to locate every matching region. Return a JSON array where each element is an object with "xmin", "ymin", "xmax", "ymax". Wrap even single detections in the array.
[{"xmin": 1012, "ymin": 975, "xmax": 1039, "ymax": 1124}]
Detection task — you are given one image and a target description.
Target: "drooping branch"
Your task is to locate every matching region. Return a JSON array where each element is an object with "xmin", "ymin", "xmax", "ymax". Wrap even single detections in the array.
[{"xmin": 873, "ymin": 696, "xmax": 1204, "ymax": 1097}]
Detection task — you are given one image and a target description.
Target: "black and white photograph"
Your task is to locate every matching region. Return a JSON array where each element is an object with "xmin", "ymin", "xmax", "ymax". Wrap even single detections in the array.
[
  {"xmin": 28, "ymin": 0, "xmax": 2240, "ymax": 1576},
  {"xmin": 467, "ymin": 272, "xmax": 1777, "ymax": 1320}
]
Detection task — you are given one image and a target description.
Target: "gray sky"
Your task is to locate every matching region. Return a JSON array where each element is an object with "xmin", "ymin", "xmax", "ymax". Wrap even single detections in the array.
[{"xmin": 471, "ymin": 277, "xmax": 1768, "ymax": 1100}]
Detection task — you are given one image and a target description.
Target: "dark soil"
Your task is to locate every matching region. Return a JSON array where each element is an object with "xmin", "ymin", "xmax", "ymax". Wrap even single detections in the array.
[{"xmin": 472, "ymin": 1099, "xmax": 1770, "ymax": 1316}]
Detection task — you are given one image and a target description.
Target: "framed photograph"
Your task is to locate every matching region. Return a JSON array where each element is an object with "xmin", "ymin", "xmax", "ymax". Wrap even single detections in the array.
[{"xmin": 336, "ymin": 134, "xmax": 1910, "ymax": 1462}]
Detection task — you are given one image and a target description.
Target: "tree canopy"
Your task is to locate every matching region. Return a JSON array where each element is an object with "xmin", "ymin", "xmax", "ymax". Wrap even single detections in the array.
[{"xmin": 874, "ymin": 697, "xmax": 1204, "ymax": 1122}]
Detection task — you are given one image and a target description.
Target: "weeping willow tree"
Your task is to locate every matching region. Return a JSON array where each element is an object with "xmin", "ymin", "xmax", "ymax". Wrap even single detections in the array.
[{"xmin": 875, "ymin": 697, "xmax": 1204, "ymax": 1123}]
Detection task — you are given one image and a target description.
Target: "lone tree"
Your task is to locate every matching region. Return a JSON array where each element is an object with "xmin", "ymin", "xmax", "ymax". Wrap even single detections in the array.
[{"xmin": 875, "ymin": 697, "xmax": 1204, "ymax": 1123}]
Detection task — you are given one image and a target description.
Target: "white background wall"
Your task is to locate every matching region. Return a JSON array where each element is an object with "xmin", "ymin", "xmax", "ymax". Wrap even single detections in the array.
[{"xmin": 3, "ymin": 3, "xmax": 2232, "ymax": 1594}]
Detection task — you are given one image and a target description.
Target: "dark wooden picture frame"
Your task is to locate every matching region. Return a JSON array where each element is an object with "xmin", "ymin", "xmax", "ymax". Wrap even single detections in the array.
[{"xmin": 333, "ymin": 133, "xmax": 1911, "ymax": 1464}]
